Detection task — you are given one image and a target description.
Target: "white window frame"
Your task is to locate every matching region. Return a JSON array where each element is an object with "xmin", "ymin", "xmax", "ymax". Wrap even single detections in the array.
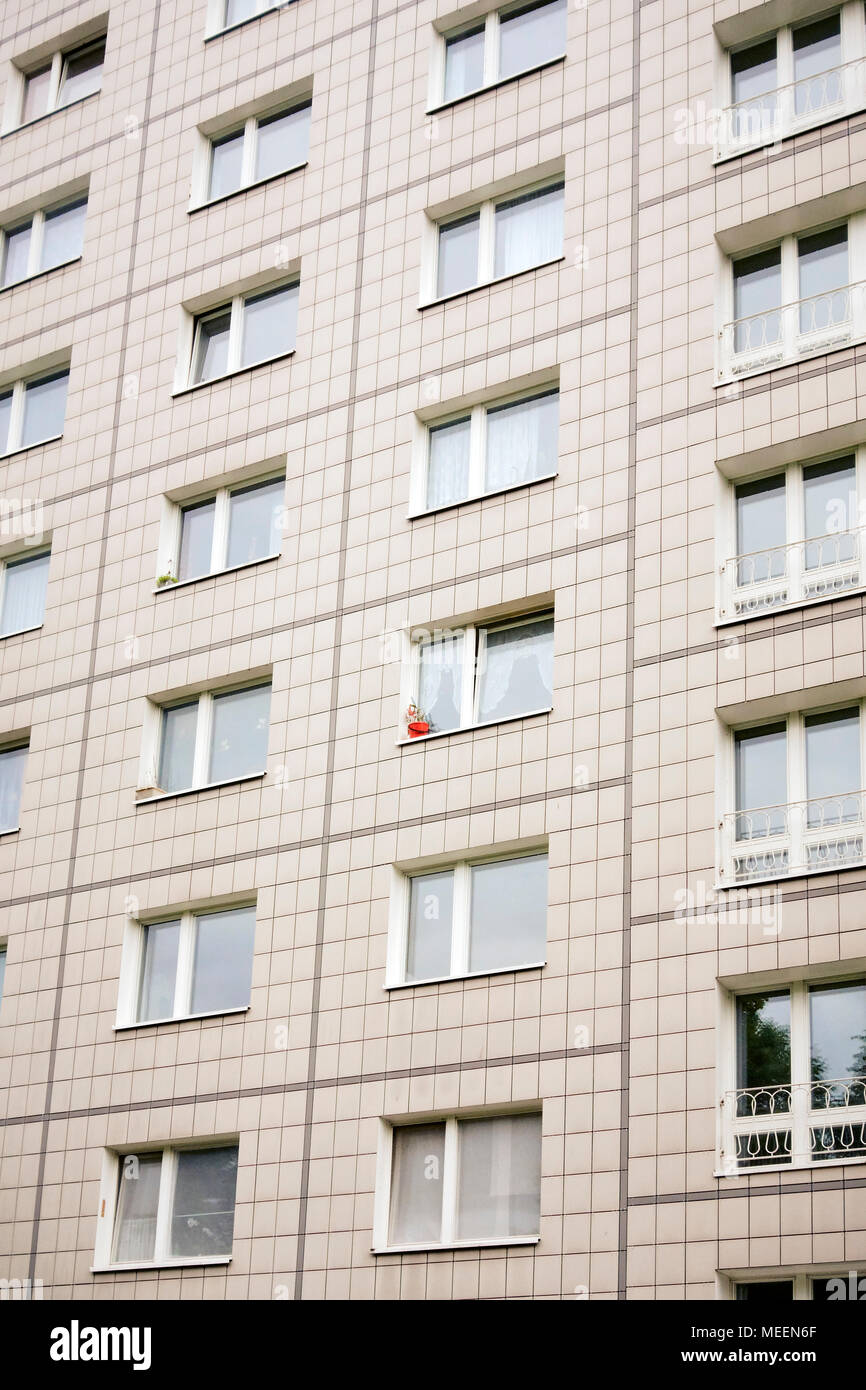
[
  {"xmin": 386, "ymin": 848, "xmax": 548, "ymax": 988},
  {"xmin": 117, "ymin": 904, "xmax": 256, "ymax": 1029},
  {"xmin": 93, "ymin": 1142, "xmax": 238, "ymax": 1273},
  {"xmin": 372, "ymin": 1111, "xmax": 542, "ymax": 1254},
  {"xmin": 14, "ymin": 37, "xmax": 106, "ymax": 129},
  {"xmin": 410, "ymin": 386, "xmax": 559, "ymax": 515},
  {"xmin": 0, "ymin": 941, "xmax": 6, "ymax": 1012},
  {"xmin": 726, "ymin": 1269, "xmax": 866, "ymax": 1300},
  {"xmin": 195, "ymin": 100, "xmax": 311, "ymax": 208},
  {"xmin": 155, "ymin": 472, "xmax": 285, "ymax": 589},
  {"xmin": 714, "ymin": 2, "xmax": 866, "ymax": 161},
  {"xmin": 138, "ymin": 680, "xmax": 271, "ymax": 799},
  {"xmin": 0, "ymin": 547, "xmax": 50, "ymax": 638},
  {"xmin": 1, "ymin": 196, "xmax": 86, "ymax": 288},
  {"xmin": 0, "ymin": 369, "xmax": 69, "ymax": 458},
  {"xmin": 206, "ymin": 0, "xmax": 285, "ymax": 38},
  {"xmin": 429, "ymin": 0, "xmax": 567, "ymax": 110},
  {"xmin": 0, "ymin": 741, "xmax": 28, "ymax": 835},
  {"xmin": 183, "ymin": 282, "xmax": 299, "ymax": 389}
]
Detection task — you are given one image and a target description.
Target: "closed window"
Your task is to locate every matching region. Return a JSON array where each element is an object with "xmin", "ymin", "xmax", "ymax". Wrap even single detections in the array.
[
  {"xmin": 150, "ymin": 682, "xmax": 271, "ymax": 796},
  {"xmin": 421, "ymin": 388, "xmax": 558, "ymax": 511},
  {"xmin": 109, "ymin": 1145, "xmax": 238, "ymax": 1267},
  {"xmin": 0, "ymin": 744, "xmax": 27, "ymax": 833},
  {"xmin": 734, "ymin": 1272, "xmax": 866, "ymax": 1300},
  {"xmin": 18, "ymin": 37, "xmax": 105, "ymax": 126},
  {"xmin": 222, "ymin": 0, "xmax": 279, "ymax": 28},
  {"xmin": 433, "ymin": 182, "xmax": 563, "ymax": 300},
  {"xmin": 0, "ymin": 370, "xmax": 69, "ymax": 456},
  {"xmin": 0, "ymin": 550, "xmax": 49, "ymax": 636},
  {"xmin": 188, "ymin": 283, "xmax": 298, "ymax": 385},
  {"xmin": 162, "ymin": 475, "xmax": 284, "ymax": 586},
  {"xmin": 132, "ymin": 905, "xmax": 256, "ymax": 1025},
  {"xmin": 1, "ymin": 197, "xmax": 86, "ymax": 288},
  {"xmin": 0, "ymin": 945, "xmax": 6, "ymax": 1011},
  {"xmin": 205, "ymin": 100, "xmax": 311, "ymax": 202},
  {"xmin": 439, "ymin": 0, "xmax": 566, "ymax": 105},
  {"xmin": 384, "ymin": 1113, "xmax": 542, "ymax": 1249}
]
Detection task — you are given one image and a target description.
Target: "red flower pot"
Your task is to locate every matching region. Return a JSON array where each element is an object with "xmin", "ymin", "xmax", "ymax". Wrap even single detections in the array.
[{"xmin": 407, "ymin": 721, "xmax": 430, "ymax": 738}]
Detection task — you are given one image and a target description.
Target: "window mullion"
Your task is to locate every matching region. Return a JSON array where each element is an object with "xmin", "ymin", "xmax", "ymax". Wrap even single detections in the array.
[
  {"xmin": 193, "ymin": 694, "xmax": 213, "ymax": 786},
  {"xmin": 472, "ymin": 406, "xmax": 487, "ymax": 498},
  {"xmin": 462, "ymin": 626, "xmax": 477, "ymax": 727},
  {"xmin": 783, "ymin": 236, "xmax": 798, "ymax": 357},
  {"xmin": 228, "ymin": 295, "xmax": 244, "ymax": 373},
  {"xmin": 175, "ymin": 912, "xmax": 196, "ymax": 1017},
  {"xmin": 452, "ymin": 863, "xmax": 471, "ymax": 976},
  {"xmin": 790, "ymin": 980, "xmax": 812, "ymax": 1167},
  {"xmin": 212, "ymin": 489, "xmax": 230, "ymax": 572},
  {"xmin": 48, "ymin": 52, "xmax": 62, "ymax": 112},
  {"xmin": 479, "ymin": 202, "xmax": 495, "ymax": 285},
  {"xmin": 29, "ymin": 211, "xmax": 45, "ymax": 276},
  {"xmin": 242, "ymin": 117, "xmax": 257, "ymax": 188},
  {"xmin": 153, "ymin": 1149, "xmax": 175, "ymax": 1263},
  {"xmin": 860, "ymin": 698, "xmax": 866, "ymax": 800},
  {"xmin": 441, "ymin": 1118, "xmax": 460, "ymax": 1244},
  {"xmin": 0, "ymin": 563, "xmax": 7, "ymax": 630},
  {"xmin": 8, "ymin": 381, "xmax": 26, "ymax": 453},
  {"xmin": 484, "ymin": 12, "xmax": 500, "ymax": 86},
  {"xmin": 787, "ymin": 463, "xmax": 803, "ymax": 603}
]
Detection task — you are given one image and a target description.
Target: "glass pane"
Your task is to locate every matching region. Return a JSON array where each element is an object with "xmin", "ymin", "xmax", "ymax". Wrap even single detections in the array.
[
  {"xmin": 805, "ymin": 709, "xmax": 860, "ymax": 827},
  {"xmin": 255, "ymin": 104, "xmax": 311, "ymax": 182},
  {"xmin": 813, "ymin": 1275, "xmax": 864, "ymax": 1300},
  {"xmin": 731, "ymin": 38, "xmax": 778, "ymax": 123},
  {"xmin": 736, "ymin": 1281, "xmax": 794, "ymax": 1301},
  {"xmin": 159, "ymin": 702, "xmax": 198, "ymax": 793},
  {"xmin": 735, "ymin": 474, "xmax": 786, "ymax": 585},
  {"xmin": 485, "ymin": 391, "xmax": 558, "ymax": 492},
  {"xmin": 209, "ymin": 130, "xmax": 245, "ymax": 200},
  {"xmin": 499, "ymin": 0, "xmax": 567, "ymax": 81},
  {"xmin": 406, "ymin": 871, "xmax": 454, "ymax": 982},
  {"xmin": 0, "ymin": 948, "xmax": 5, "ymax": 1009},
  {"xmin": 388, "ymin": 1124, "xmax": 445, "ymax": 1245},
  {"xmin": 456, "ymin": 1113, "xmax": 541, "ymax": 1241},
  {"xmin": 137, "ymin": 919, "xmax": 180, "ymax": 1022},
  {"xmin": 734, "ymin": 723, "xmax": 787, "ymax": 836},
  {"xmin": 58, "ymin": 41, "xmax": 105, "ymax": 106},
  {"xmin": 21, "ymin": 66, "xmax": 52, "ymax": 124},
  {"xmin": 733, "ymin": 248, "xmax": 782, "ymax": 352},
  {"xmin": 2, "ymin": 223, "xmax": 32, "ymax": 286},
  {"xmin": 417, "ymin": 631, "xmax": 463, "ymax": 733},
  {"xmin": 803, "ymin": 457, "xmax": 856, "ymax": 568},
  {"xmin": 208, "ymin": 684, "xmax": 271, "ymax": 783},
  {"xmin": 0, "ymin": 393, "xmax": 11, "ymax": 455},
  {"xmin": 793, "ymin": 14, "xmax": 842, "ymax": 116},
  {"xmin": 190, "ymin": 906, "xmax": 256, "ymax": 1014},
  {"xmin": 41, "ymin": 199, "xmax": 87, "ymax": 271},
  {"xmin": 112, "ymin": 1152, "xmax": 162, "ymax": 1264},
  {"xmin": 437, "ymin": 214, "xmax": 479, "ymax": 297},
  {"xmin": 809, "ymin": 981, "xmax": 866, "ymax": 1098},
  {"xmin": 226, "ymin": 477, "xmax": 284, "ymax": 567},
  {"xmin": 494, "ymin": 184, "xmax": 564, "ymax": 279},
  {"xmin": 469, "ymin": 854, "xmax": 547, "ymax": 974},
  {"xmin": 193, "ymin": 310, "xmax": 231, "ymax": 383},
  {"xmin": 444, "ymin": 27, "xmax": 485, "ymax": 102},
  {"xmin": 178, "ymin": 499, "xmax": 216, "ymax": 581},
  {"xmin": 170, "ymin": 1146, "xmax": 238, "ymax": 1258},
  {"xmin": 21, "ymin": 371, "xmax": 68, "ymax": 447},
  {"xmin": 427, "ymin": 417, "xmax": 470, "ymax": 509},
  {"xmin": 736, "ymin": 991, "xmax": 791, "ymax": 1105},
  {"xmin": 0, "ymin": 746, "xmax": 27, "ymax": 833},
  {"xmin": 799, "ymin": 225, "xmax": 848, "ymax": 334},
  {"xmin": 241, "ymin": 284, "xmax": 298, "ymax": 367},
  {"xmin": 476, "ymin": 615, "xmax": 554, "ymax": 723},
  {"xmin": 0, "ymin": 551, "xmax": 49, "ymax": 635},
  {"xmin": 226, "ymin": 0, "xmax": 260, "ymax": 24}
]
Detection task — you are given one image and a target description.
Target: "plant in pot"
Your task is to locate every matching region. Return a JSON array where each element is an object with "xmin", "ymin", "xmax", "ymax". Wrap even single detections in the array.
[{"xmin": 406, "ymin": 702, "xmax": 429, "ymax": 738}]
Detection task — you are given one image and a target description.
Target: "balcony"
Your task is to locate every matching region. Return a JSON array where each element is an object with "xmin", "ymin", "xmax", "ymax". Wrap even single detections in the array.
[
  {"xmin": 718, "ymin": 528, "xmax": 864, "ymax": 621},
  {"xmin": 718, "ymin": 280, "xmax": 866, "ymax": 381},
  {"xmin": 720, "ymin": 792, "xmax": 866, "ymax": 885},
  {"xmin": 714, "ymin": 56, "xmax": 866, "ymax": 161},
  {"xmin": 721, "ymin": 1078, "xmax": 866, "ymax": 1172}
]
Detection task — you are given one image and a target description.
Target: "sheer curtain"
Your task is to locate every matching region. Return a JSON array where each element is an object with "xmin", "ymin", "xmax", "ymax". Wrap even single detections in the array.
[
  {"xmin": 0, "ymin": 746, "xmax": 26, "ymax": 832},
  {"xmin": 112, "ymin": 1153, "xmax": 162, "ymax": 1264},
  {"xmin": 0, "ymin": 552, "xmax": 49, "ymax": 635},
  {"xmin": 476, "ymin": 617, "xmax": 554, "ymax": 723},
  {"xmin": 456, "ymin": 1114, "xmax": 541, "ymax": 1240},
  {"xmin": 494, "ymin": 185, "xmax": 564, "ymax": 279},
  {"xmin": 443, "ymin": 28, "xmax": 485, "ymax": 103},
  {"xmin": 418, "ymin": 632, "xmax": 463, "ymax": 731},
  {"xmin": 427, "ymin": 418, "xmax": 470, "ymax": 509},
  {"xmin": 389, "ymin": 1124, "xmax": 446, "ymax": 1245},
  {"xmin": 485, "ymin": 392, "xmax": 558, "ymax": 493}
]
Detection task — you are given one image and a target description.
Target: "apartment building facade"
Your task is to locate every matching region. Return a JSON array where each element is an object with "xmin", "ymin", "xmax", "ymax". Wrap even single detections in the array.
[{"xmin": 0, "ymin": 0, "xmax": 865, "ymax": 1302}]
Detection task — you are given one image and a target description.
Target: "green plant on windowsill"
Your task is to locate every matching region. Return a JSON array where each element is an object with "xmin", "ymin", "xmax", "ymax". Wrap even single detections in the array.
[{"xmin": 156, "ymin": 572, "xmax": 179, "ymax": 588}]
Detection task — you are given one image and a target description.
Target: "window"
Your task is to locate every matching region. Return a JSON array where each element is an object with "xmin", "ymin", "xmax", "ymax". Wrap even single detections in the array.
[
  {"xmin": 0, "ymin": 945, "xmax": 6, "ymax": 1010},
  {"xmin": 204, "ymin": 100, "xmax": 311, "ymax": 203},
  {"xmin": 733, "ymin": 1271, "xmax": 866, "ymax": 1299},
  {"xmin": 735, "ymin": 1280, "xmax": 795, "ymax": 1301},
  {"xmin": 381, "ymin": 1113, "xmax": 541, "ymax": 1250},
  {"xmin": 419, "ymin": 388, "xmax": 558, "ymax": 512},
  {"xmin": 144, "ymin": 682, "xmax": 271, "ymax": 797},
  {"xmin": 722, "ymin": 703, "xmax": 866, "ymax": 883},
  {"xmin": 1, "ymin": 197, "xmax": 86, "ymax": 288},
  {"xmin": 409, "ymin": 611, "xmax": 554, "ymax": 738},
  {"xmin": 126, "ymin": 905, "xmax": 256, "ymax": 1026},
  {"xmin": 437, "ymin": 0, "xmax": 566, "ymax": 106},
  {"xmin": 0, "ymin": 370, "xmax": 69, "ymax": 456},
  {"xmin": 391, "ymin": 851, "xmax": 548, "ymax": 986},
  {"xmin": 716, "ymin": 5, "xmax": 865, "ymax": 160},
  {"xmin": 720, "ymin": 453, "xmax": 864, "ymax": 619},
  {"xmin": 162, "ymin": 475, "xmax": 284, "ymax": 586},
  {"xmin": 17, "ymin": 37, "xmax": 105, "ymax": 126},
  {"xmin": 431, "ymin": 182, "xmax": 564, "ymax": 300},
  {"xmin": 0, "ymin": 550, "xmax": 49, "ymax": 636},
  {"xmin": 721, "ymin": 977, "xmax": 866, "ymax": 1171},
  {"xmin": 106, "ymin": 1145, "xmax": 238, "ymax": 1268},
  {"xmin": 0, "ymin": 744, "xmax": 27, "ymax": 833},
  {"xmin": 221, "ymin": 0, "xmax": 279, "ymax": 29},
  {"xmin": 720, "ymin": 218, "xmax": 866, "ymax": 380},
  {"xmin": 188, "ymin": 283, "xmax": 298, "ymax": 385}
]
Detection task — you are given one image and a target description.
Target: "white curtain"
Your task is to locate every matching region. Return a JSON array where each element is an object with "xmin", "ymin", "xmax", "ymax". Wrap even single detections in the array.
[
  {"xmin": 456, "ymin": 1114, "xmax": 541, "ymax": 1241},
  {"xmin": 389, "ymin": 1124, "xmax": 446, "ymax": 1245},
  {"xmin": 0, "ymin": 747, "xmax": 26, "ymax": 832},
  {"xmin": 418, "ymin": 633, "xmax": 463, "ymax": 731},
  {"xmin": 494, "ymin": 185, "xmax": 563, "ymax": 279},
  {"xmin": 476, "ymin": 618, "xmax": 554, "ymax": 723},
  {"xmin": 485, "ymin": 392, "xmax": 558, "ymax": 493},
  {"xmin": 1, "ymin": 552, "xmax": 49, "ymax": 635},
  {"xmin": 427, "ymin": 418, "xmax": 470, "ymax": 509}
]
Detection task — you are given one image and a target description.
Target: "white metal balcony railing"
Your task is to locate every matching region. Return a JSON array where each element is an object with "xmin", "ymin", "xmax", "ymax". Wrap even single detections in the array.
[
  {"xmin": 720, "ymin": 791, "xmax": 866, "ymax": 884},
  {"xmin": 721, "ymin": 1078, "xmax": 866, "ymax": 1171},
  {"xmin": 718, "ymin": 528, "xmax": 863, "ymax": 619},
  {"xmin": 719, "ymin": 280, "xmax": 866, "ymax": 380},
  {"xmin": 714, "ymin": 56, "xmax": 865, "ymax": 161}
]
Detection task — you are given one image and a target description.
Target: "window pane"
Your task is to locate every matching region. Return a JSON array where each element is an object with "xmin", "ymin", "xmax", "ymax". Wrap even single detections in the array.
[
  {"xmin": 793, "ymin": 14, "xmax": 842, "ymax": 116},
  {"xmin": 494, "ymin": 184, "xmax": 563, "ymax": 279},
  {"xmin": 255, "ymin": 104, "xmax": 311, "ymax": 182},
  {"xmin": 112, "ymin": 1152, "xmax": 162, "ymax": 1264},
  {"xmin": 406, "ymin": 871, "xmax": 454, "ymax": 982},
  {"xmin": 799, "ymin": 225, "xmax": 848, "ymax": 334},
  {"xmin": 476, "ymin": 615, "xmax": 554, "ymax": 723},
  {"xmin": 170, "ymin": 1146, "xmax": 238, "ymax": 1259},
  {"xmin": 469, "ymin": 854, "xmax": 547, "ymax": 974},
  {"xmin": 190, "ymin": 906, "xmax": 256, "ymax": 1014},
  {"xmin": 499, "ymin": 0, "xmax": 567, "ymax": 81},
  {"xmin": 159, "ymin": 702, "xmax": 198, "ymax": 793},
  {"xmin": 1, "ymin": 551, "xmax": 49, "ymax": 635},
  {"xmin": 810, "ymin": 981, "xmax": 866, "ymax": 1086},
  {"xmin": 731, "ymin": 38, "xmax": 777, "ymax": 106},
  {"xmin": 803, "ymin": 457, "xmax": 856, "ymax": 568},
  {"xmin": 427, "ymin": 417, "xmax": 471, "ymax": 509},
  {"xmin": 0, "ymin": 948, "xmax": 5, "ymax": 1009},
  {"xmin": 485, "ymin": 391, "xmax": 558, "ymax": 492},
  {"xmin": 41, "ymin": 199, "xmax": 87, "ymax": 272},
  {"xmin": 735, "ymin": 474, "xmax": 786, "ymax": 584},
  {"xmin": 813, "ymin": 1275, "xmax": 865, "ymax": 1301},
  {"xmin": 736, "ymin": 991, "xmax": 791, "ymax": 1093},
  {"xmin": 444, "ymin": 27, "xmax": 485, "ymax": 102},
  {"xmin": 21, "ymin": 371, "xmax": 68, "ymax": 447},
  {"xmin": 225, "ymin": 0, "xmax": 260, "ymax": 24},
  {"xmin": 21, "ymin": 66, "xmax": 52, "ymax": 124},
  {"xmin": 2, "ymin": 223, "xmax": 32, "ymax": 286},
  {"xmin": 208, "ymin": 684, "xmax": 271, "ymax": 783},
  {"xmin": 734, "ymin": 723, "xmax": 787, "ymax": 834},
  {"xmin": 417, "ymin": 631, "xmax": 463, "ymax": 733},
  {"xmin": 437, "ymin": 214, "xmax": 479, "ymax": 297},
  {"xmin": 58, "ymin": 41, "xmax": 105, "ymax": 106},
  {"xmin": 388, "ymin": 1124, "xmax": 445, "ymax": 1245},
  {"xmin": 456, "ymin": 1113, "xmax": 541, "ymax": 1241},
  {"xmin": 193, "ymin": 310, "xmax": 231, "ymax": 383},
  {"xmin": 0, "ymin": 393, "xmax": 10, "ymax": 455},
  {"xmin": 736, "ymin": 1281, "xmax": 794, "ymax": 1301},
  {"xmin": 178, "ymin": 499, "xmax": 215, "ymax": 581},
  {"xmin": 733, "ymin": 248, "xmax": 782, "ymax": 352},
  {"xmin": 209, "ymin": 130, "xmax": 245, "ymax": 201},
  {"xmin": 137, "ymin": 919, "xmax": 181, "ymax": 1022},
  {"xmin": 0, "ymin": 746, "xmax": 27, "ymax": 833},
  {"xmin": 226, "ymin": 478, "xmax": 284, "ymax": 568},
  {"xmin": 241, "ymin": 284, "xmax": 298, "ymax": 367},
  {"xmin": 805, "ymin": 710, "xmax": 860, "ymax": 827}
]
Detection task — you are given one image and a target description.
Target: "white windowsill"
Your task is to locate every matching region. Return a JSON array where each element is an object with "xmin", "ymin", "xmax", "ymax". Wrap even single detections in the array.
[
  {"xmin": 91, "ymin": 1256, "xmax": 232, "ymax": 1274},
  {"xmin": 713, "ymin": 99, "xmax": 866, "ymax": 165},
  {"xmin": 0, "ymin": 827, "xmax": 20, "ymax": 839},
  {"xmin": 397, "ymin": 706, "xmax": 552, "ymax": 746},
  {"xmin": 717, "ymin": 324, "xmax": 866, "ymax": 385},
  {"xmin": 114, "ymin": 1005, "xmax": 249, "ymax": 1032},
  {"xmin": 715, "ymin": 1155, "xmax": 866, "ymax": 1178},
  {"xmin": 1, "ymin": 432, "xmax": 63, "ymax": 461},
  {"xmin": 153, "ymin": 552, "xmax": 280, "ymax": 593},
  {"xmin": 135, "ymin": 771, "xmax": 266, "ymax": 805},
  {"xmin": 716, "ymin": 856, "xmax": 866, "ymax": 892},
  {"xmin": 385, "ymin": 961, "xmax": 546, "ymax": 991},
  {"xmin": 0, "ymin": 622, "xmax": 43, "ymax": 640},
  {"xmin": 420, "ymin": 255, "xmax": 565, "ymax": 310},
  {"xmin": 407, "ymin": 471, "xmax": 557, "ymax": 519},
  {"xmin": 426, "ymin": 53, "xmax": 566, "ymax": 113},
  {"xmin": 171, "ymin": 349, "xmax": 295, "ymax": 398},
  {"xmin": 189, "ymin": 162, "xmax": 308, "ymax": 213},
  {"xmin": 0, "ymin": 255, "xmax": 82, "ymax": 294},
  {"xmin": 205, "ymin": 4, "xmax": 284, "ymax": 41},
  {"xmin": 373, "ymin": 1235, "xmax": 539, "ymax": 1255},
  {"xmin": 715, "ymin": 583, "xmax": 866, "ymax": 627},
  {"xmin": 2, "ymin": 90, "xmax": 100, "ymax": 139}
]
